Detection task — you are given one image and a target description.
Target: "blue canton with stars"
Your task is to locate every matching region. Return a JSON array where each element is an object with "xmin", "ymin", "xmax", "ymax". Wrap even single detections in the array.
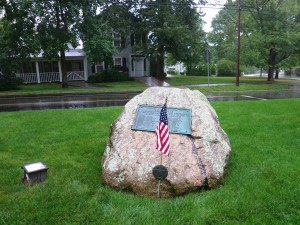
[{"xmin": 160, "ymin": 105, "xmax": 168, "ymax": 125}]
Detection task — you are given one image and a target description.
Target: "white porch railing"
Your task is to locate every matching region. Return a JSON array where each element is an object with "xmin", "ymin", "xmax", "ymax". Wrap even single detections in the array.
[
  {"xmin": 17, "ymin": 73, "xmax": 38, "ymax": 83},
  {"xmin": 17, "ymin": 71, "xmax": 85, "ymax": 83},
  {"xmin": 40, "ymin": 72, "xmax": 60, "ymax": 82},
  {"xmin": 67, "ymin": 71, "xmax": 84, "ymax": 81}
]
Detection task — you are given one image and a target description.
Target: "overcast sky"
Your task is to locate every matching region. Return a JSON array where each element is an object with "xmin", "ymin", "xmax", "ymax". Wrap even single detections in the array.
[{"xmin": 200, "ymin": 0, "xmax": 227, "ymax": 32}]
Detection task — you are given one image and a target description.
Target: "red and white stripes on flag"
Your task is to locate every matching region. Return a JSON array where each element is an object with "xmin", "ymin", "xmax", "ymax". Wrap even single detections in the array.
[{"xmin": 155, "ymin": 104, "xmax": 170, "ymax": 156}]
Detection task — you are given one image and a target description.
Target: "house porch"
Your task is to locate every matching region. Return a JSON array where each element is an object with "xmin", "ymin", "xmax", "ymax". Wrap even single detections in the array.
[{"xmin": 17, "ymin": 49, "xmax": 89, "ymax": 84}]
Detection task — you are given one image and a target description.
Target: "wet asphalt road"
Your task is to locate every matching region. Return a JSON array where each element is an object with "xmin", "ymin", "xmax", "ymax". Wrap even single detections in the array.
[
  {"xmin": 0, "ymin": 88, "xmax": 299, "ymax": 112},
  {"xmin": 0, "ymin": 92, "xmax": 139, "ymax": 112}
]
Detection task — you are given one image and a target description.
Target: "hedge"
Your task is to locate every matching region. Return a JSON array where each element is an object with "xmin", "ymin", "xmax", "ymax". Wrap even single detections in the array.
[
  {"xmin": 217, "ymin": 59, "xmax": 236, "ymax": 77},
  {"xmin": 88, "ymin": 68, "xmax": 133, "ymax": 83}
]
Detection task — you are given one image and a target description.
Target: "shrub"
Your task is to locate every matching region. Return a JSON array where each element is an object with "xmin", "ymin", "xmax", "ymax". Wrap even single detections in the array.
[
  {"xmin": 88, "ymin": 68, "xmax": 133, "ymax": 83},
  {"xmin": 217, "ymin": 59, "xmax": 236, "ymax": 77},
  {"xmin": 285, "ymin": 68, "xmax": 300, "ymax": 76},
  {"xmin": 188, "ymin": 66, "xmax": 206, "ymax": 76},
  {"xmin": 296, "ymin": 68, "xmax": 300, "ymax": 76},
  {"xmin": 167, "ymin": 70, "xmax": 179, "ymax": 75},
  {"xmin": 0, "ymin": 73, "xmax": 23, "ymax": 91},
  {"xmin": 112, "ymin": 65, "xmax": 129, "ymax": 72},
  {"xmin": 284, "ymin": 69, "xmax": 291, "ymax": 76},
  {"xmin": 187, "ymin": 64, "xmax": 215, "ymax": 76},
  {"xmin": 87, "ymin": 74, "xmax": 103, "ymax": 83}
]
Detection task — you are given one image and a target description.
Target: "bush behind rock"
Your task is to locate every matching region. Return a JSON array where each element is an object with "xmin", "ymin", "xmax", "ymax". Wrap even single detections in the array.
[
  {"xmin": 88, "ymin": 67, "xmax": 133, "ymax": 83},
  {"xmin": 0, "ymin": 73, "xmax": 23, "ymax": 91},
  {"xmin": 217, "ymin": 59, "xmax": 236, "ymax": 77}
]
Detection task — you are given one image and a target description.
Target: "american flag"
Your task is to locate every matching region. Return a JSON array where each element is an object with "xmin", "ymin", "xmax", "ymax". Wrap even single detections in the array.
[{"xmin": 155, "ymin": 104, "xmax": 170, "ymax": 156}]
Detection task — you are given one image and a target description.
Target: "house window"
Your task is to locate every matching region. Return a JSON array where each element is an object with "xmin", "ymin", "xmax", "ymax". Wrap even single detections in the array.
[
  {"xmin": 131, "ymin": 34, "xmax": 146, "ymax": 46},
  {"xmin": 113, "ymin": 32, "xmax": 121, "ymax": 47},
  {"xmin": 96, "ymin": 62, "xmax": 104, "ymax": 72},
  {"xmin": 114, "ymin": 58, "xmax": 122, "ymax": 66}
]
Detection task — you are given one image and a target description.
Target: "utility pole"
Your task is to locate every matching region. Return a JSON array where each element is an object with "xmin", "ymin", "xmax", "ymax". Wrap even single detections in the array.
[{"xmin": 236, "ymin": 0, "xmax": 241, "ymax": 86}]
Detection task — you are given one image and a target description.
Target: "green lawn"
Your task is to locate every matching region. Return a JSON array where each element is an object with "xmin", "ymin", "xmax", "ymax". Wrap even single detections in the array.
[
  {"xmin": 0, "ymin": 81, "xmax": 147, "ymax": 96},
  {"xmin": 0, "ymin": 99, "xmax": 299, "ymax": 224},
  {"xmin": 166, "ymin": 75, "xmax": 300, "ymax": 85},
  {"xmin": 167, "ymin": 75, "xmax": 299, "ymax": 92}
]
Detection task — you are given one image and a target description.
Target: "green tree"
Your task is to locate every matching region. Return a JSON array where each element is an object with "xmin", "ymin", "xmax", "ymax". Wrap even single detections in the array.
[
  {"xmin": 0, "ymin": 0, "xmax": 114, "ymax": 88},
  {"xmin": 80, "ymin": 3, "xmax": 116, "ymax": 66},
  {"xmin": 243, "ymin": 0, "xmax": 300, "ymax": 80},
  {"xmin": 98, "ymin": 1, "xmax": 206, "ymax": 78},
  {"xmin": 209, "ymin": 1, "xmax": 237, "ymax": 62},
  {"xmin": 165, "ymin": 53, "xmax": 177, "ymax": 66},
  {"xmin": 137, "ymin": 0, "xmax": 206, "ymax": 78},
  {"xmin": 209, "ymin": 0, "xmax": 300, "ymax": 80},
  {"xmin": 210, "ymin": 0, "xmax": 300, "ymax": 81},
  {"xmin": 0, "ymin": 2, "xmax": 39, "ymax": 90},
  {"xmin": 93, "ymin": 1, "xmax": 144, "ymax": 65}
]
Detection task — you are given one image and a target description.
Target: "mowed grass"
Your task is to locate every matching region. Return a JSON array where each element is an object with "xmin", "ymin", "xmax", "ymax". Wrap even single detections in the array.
[
  {"xmin": 0, "ymin": 81, "xmax": 147, "ymax": 96},
  {"xmin": 167, "ymin": 75, "xmax": 299, "ymax": 91},
  {"xmin": 0, "ymin": 99, "xmax": 299, "ymax": 224}
]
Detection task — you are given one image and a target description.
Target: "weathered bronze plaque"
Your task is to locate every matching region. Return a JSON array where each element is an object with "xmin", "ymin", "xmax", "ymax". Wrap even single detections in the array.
[{"xmin": 132, "ymin": 104, "xmax": 192, "ymax": 135}]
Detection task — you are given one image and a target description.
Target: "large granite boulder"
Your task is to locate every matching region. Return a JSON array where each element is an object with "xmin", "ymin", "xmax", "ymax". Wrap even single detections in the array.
[{"xmin": 102, "ymin": 87, "xmax": 231, "ymax": 197}]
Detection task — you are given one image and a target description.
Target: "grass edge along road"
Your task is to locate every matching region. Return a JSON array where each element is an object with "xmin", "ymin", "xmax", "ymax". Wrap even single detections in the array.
[{"xmin": 0, "ymin": 99, "xmax": 299, "ymax": 224}]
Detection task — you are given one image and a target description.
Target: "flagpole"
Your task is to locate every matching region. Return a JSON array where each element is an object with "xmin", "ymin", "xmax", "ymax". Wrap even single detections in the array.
[
  {"xmin": 157, "ymin": 180, "xmax": 161, "ymax": 198},
  {"xmin": 154, "ymin": 97, "xmax": 170, "ymax": 198}
]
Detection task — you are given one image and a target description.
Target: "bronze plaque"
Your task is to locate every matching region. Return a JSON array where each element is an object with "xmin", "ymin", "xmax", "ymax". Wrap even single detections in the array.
[{"xmin": 132, "ymin": 104, "xmax": 192, "ymax": 135}]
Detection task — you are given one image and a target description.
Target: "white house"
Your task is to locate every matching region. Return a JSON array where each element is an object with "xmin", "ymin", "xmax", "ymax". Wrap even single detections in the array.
[
  {"xmin": 106, "ymin": 32, "xmax": 150, "ymax": 78},
  {"xmin": 18, "ymin": 33, "xmax": 150, "ymax": 84},
  {"xmin": 165, "ymin": 62, "xmax": 185, "ymax": 74}
]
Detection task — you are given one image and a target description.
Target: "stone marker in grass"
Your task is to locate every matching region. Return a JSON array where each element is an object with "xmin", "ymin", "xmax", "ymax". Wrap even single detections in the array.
[{"xmin": 102, "ymin": 87, "xmax": 231, "ymax": 197}]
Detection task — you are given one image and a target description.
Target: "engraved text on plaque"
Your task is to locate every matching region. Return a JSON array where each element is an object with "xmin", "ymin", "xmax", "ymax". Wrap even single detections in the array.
[{"xmin": 132, "ymin": 104, "xmax": 192, "ymax": 135}]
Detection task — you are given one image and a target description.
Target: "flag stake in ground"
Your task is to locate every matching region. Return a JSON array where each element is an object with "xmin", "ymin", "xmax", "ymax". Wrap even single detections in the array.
[
  {"xmin": 153, "ymin": 98, "xmax": 170, "ymax": 197},
  {"xmin": 152, "ymin": 165, "xmax": 168, "ymax": 198}
]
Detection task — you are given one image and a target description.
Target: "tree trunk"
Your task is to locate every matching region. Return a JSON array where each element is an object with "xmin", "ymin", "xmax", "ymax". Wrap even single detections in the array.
[
  {"xmin": 55, "ymin": 3, "xmax": 68, "ymax": 88},
  {"xmin": 156, "ymin": 44, "xmax": 165, "ymax": 79},
  {"xmin": 155, "ymin": 0, "xmax": 166, "ymax": 80},
  {"xmin": 156, "ymin": 55, "xmax": 165, "ymax": 79},
  {"xmin": 187, "ymin": 63, "xmax": 192, "ymax": 76},
  {"xmin": 275, "ymin": 69, "xmax": 279, "ymax": 79},
  {"xmin": 268, "ymin": 66, "xmax": 275, "ymax": 81},
  {"xmin": 260, "ymin": 68, "xmax": 263, "ymax": 77},
  {"xmin": 60, "ymin": 48, "xmax": 68, "ymax": 88},
  {"xmin": 267, "ymin": 48, "xmax": 276, "ymax": 81}
]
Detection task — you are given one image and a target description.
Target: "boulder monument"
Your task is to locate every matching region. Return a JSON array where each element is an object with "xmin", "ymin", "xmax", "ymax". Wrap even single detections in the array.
[{"xmin": 102, "ymin": 87, "xmax": 231, "ymax": 197}]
